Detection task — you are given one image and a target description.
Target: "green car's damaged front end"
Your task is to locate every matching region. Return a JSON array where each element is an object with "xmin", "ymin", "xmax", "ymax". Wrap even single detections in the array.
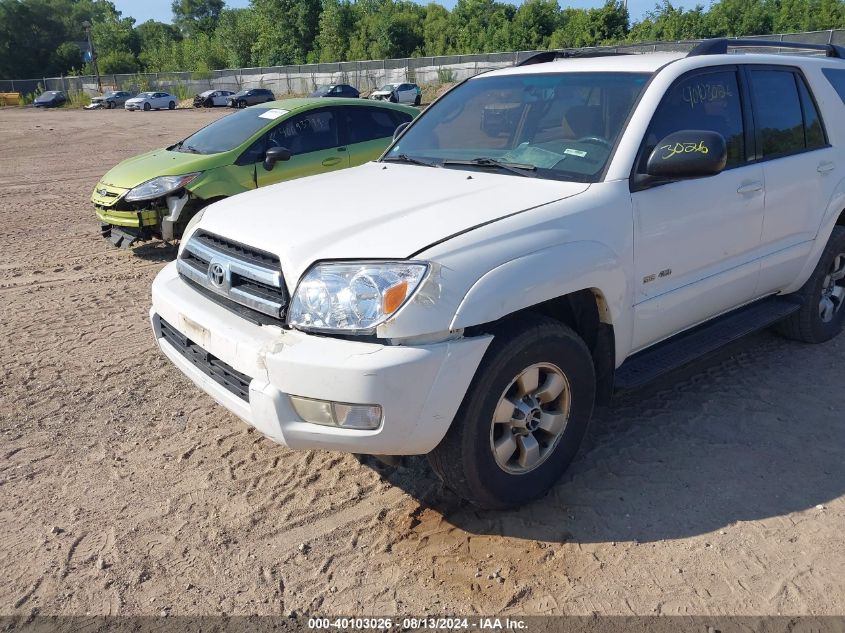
[
  {"xmin": 93, "ymin": 149, "xmax": 229, "ymax": 248},
  {"xmin": 93, "ymin": 98, "xmax": 419, "ymax": 248}
]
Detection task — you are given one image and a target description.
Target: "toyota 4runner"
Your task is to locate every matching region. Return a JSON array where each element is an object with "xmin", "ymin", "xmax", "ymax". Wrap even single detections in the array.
[{"xmin": 150, "ymin": 39, "xmax": 845, "ymax": 508}]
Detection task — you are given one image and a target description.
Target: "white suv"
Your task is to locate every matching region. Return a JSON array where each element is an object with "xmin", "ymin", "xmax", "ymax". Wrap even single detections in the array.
[{"xmin": 151, "ymin": 39, "xmax": 845, "ymax": 508}]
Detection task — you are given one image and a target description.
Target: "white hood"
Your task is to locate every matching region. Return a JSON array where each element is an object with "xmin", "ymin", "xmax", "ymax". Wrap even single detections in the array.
[{"xmin": 197, "ymin": 161, "xmax": 589, "ymax": 285}]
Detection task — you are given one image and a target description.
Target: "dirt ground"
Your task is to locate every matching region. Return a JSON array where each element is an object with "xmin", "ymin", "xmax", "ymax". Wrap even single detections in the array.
[{"xmin": 1, "ymin": 106, "xmax": 844, "ymax": 618}]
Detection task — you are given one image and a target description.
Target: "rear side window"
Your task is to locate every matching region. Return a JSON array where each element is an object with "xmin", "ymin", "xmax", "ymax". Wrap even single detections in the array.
[
  {"xmin": 749, "ymin": 70, "xmax": 804, "ymax": 156},
  {"xmin": 749, "ymin": 69, "xmax": 826, "ymax": 157},
  {"xmin": 822, "ymin": 68, "xmax": 845, "ymax": 102},
  {"xmin": 344, "ymin": 107, "xmax": 401, "ymax": 144},
  {"xmin": 643, "ymin": 69, "xmax": 746, "ymax": 168},
  {"xmin": 797, "ymin": 76, "xmax": 825, "ymax": 148}
]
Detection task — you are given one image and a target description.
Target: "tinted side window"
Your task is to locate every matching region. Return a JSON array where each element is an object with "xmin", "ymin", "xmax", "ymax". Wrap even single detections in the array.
[
  {"xmin": 643, "ymin": 70, "xmax": 746, "ymax": 168},
  {"xmin": 822, "ymin": 68, "xmax": 845, "ymax": 102},
  {"xmin": 269, "ymin": 110, "xmax": 338, "ymax": 154},
  {"xmin": 797, "ymin": 75, "xmax": 825, "ymax": 149},
  {"xmin": 344, "ymin": 107, "xmax": 399, "ymax": 144},
  {"xmin": 389, "ymin": 109, "xmax": 413, "ymax": 126},
  {"xmin": 749, "ymin": 70, "xmax": 804, "ymax": 157}
]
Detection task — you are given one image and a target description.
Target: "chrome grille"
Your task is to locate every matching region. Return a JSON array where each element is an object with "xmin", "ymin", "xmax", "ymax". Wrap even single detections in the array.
[{"xmin": 176, "ymin": 230, "xmax": 287, "ymax": 320}]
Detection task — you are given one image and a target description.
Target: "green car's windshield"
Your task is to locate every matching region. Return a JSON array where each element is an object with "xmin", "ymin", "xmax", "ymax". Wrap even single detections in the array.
[
  {"xmin": 386, "ymin": 72, "xmax": 651, "ymax": 182},
  {"xmin": 172, "ymin": 108, "xmax": 275, "ymax": 154}
]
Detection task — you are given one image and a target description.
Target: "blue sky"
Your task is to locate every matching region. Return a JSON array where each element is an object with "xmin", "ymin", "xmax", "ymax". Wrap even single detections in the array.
[{"xmin": 112, "ymin": 0, "xmax": 700, "ymax": 26}]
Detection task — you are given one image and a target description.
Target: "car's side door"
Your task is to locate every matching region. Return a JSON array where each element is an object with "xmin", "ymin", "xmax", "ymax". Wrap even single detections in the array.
[
  {"xmin": 256, "ymin": 108, "xmax": 350, "ymax": 186},
  {"xmin": 745, "ymin": 66, "xmax": 839, "ymax": 295},
  {"xmin": 630, "ymin": 66, "xmax": 766, "ymax": 351},
  {"xmin": 341, "ymin": 106, "xmax": 413, "ymax": 167}
]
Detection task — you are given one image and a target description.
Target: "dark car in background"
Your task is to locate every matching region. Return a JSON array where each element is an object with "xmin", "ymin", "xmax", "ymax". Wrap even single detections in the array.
[
  {"xmin": 226, "ymin": 88, "xmax": 275, "ymax": 108},
  {"xmin": 34, "ymin": 91, "xmax": 66, "ymax": 108},
  {"xmin": 309, "ymin": 84, "xmax": 360, "ymax": 98}
]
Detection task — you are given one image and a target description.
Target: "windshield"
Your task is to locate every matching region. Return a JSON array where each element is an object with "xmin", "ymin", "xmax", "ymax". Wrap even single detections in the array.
[
  {"xmin": 386, "ymin": 72, "xmax": 650, "ymax": 182},
  {"xmin": 39, "ymin": 92, "xmax": 58, "ymax": 97},
  {"xmin": 312, "ymin": 86, "xmax": 331, "ymax": 95},
  {"xmin": 138, "ymin": 92, "xmax": 155, "ymax": 98},
  {"xmin": 379, "ymin": 84, "xmax": 397, "ymax": 91},
  {"xmin": 172, "ymin": 108, "xmax": 274, "ymax": 154},
  {"xmin": 233, "ymin": 90, "xmax": 248, "ymax": 97}
]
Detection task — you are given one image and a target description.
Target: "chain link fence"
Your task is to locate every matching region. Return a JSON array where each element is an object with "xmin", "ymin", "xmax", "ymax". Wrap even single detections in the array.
[{"xmin": 2, "ymin": 29, "xmax": 844, "ymax": 98}]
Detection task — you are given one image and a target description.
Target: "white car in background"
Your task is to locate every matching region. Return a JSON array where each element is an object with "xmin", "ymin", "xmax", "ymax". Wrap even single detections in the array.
[
  {"xmin": 125, "ymin": 92, "xmax": 177, "ymax": 111},
  {"xmin": 193, "ymin": 89, "xmax": 235, "ymax": 108},
  {"xmin": 369, "ymin": 82, "xmax": 421, "ymax": 105}
]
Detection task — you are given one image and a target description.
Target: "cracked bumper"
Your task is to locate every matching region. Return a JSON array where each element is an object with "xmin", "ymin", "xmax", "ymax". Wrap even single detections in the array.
[{"xmin": 150, "ymin": 262, "xmax": 491, "ymax": 455}]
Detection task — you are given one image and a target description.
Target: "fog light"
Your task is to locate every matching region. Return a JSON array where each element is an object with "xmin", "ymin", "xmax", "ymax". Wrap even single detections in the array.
[{"xmin": 290, "ymin": 396, "xmax": 382, "ymax": 430}]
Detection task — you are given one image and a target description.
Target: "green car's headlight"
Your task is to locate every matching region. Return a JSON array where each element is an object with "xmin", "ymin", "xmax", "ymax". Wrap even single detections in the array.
[
  {"xmin": 288, "ymin": 261, "xmax": 429, "ymax": 334},
  {"xmin": 125, "ymin": 172, "xmax": 201, "ymax": 202}
]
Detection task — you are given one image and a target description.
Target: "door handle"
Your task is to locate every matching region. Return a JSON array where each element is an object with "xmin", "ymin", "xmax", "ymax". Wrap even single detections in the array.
[
  {"xmin": 322, "ymin": 157, "xmax": 342, "ymax": 167},
  {"xmin": 737, "ymin": 181, "xmax": 763, "ymax": 195},
  {"xmin": 818, "ymin": 161, "xmax": 835, "ymax": 174}
]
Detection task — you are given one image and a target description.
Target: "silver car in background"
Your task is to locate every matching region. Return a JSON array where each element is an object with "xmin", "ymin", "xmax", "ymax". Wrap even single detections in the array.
[{"xmin": 88, "ymin": 91, "xmax": 132, "ymax": 109}]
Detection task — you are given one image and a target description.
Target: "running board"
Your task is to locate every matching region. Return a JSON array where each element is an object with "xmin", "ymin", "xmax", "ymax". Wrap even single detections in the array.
[{"xmin": 614, "ymin": 296, "xmax": 802, "ymax": 393}]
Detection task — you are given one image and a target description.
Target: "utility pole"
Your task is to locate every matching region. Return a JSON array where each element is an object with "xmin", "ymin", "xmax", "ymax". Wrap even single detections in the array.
[{"xmin": 82, "ymin": 20, "xmax": 102, "ymax": 93}]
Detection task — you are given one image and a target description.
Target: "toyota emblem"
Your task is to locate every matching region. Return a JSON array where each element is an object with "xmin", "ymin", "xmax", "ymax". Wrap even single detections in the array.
[{"xmin": 208, "ymin": 262, "xmax": 226, "ymax": 287}]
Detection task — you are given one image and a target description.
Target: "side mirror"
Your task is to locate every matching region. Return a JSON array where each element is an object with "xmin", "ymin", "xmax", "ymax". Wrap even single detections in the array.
[
  {"xmin": 263, "ymin": 146, "xmax": 291, "ymax": 171},
  {"xmin": 393, "ymin": 121, "xmax": 410, "ymax": 140},
  {"xmin": 646, "ymin": 130, "xmax": 727, "ymax": 179}
]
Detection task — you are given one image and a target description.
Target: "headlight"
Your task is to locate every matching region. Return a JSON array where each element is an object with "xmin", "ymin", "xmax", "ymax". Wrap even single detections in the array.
[
  {"xmin": 288, "ymin": 261, "xmax": 429, "ymax": 334},
  {"xmin": 124, "ymin": 173, "xmax": 201, "ymax": 202}
]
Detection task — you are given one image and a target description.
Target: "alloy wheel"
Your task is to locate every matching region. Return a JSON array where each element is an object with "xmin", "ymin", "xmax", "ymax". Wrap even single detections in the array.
[
  {"xmin": 489, "ymin": 362, "xmax": 571, "ymax": 474},
  {"xmin": 819, "ymin": 253, "xmax": 845, "ymax": 323}
]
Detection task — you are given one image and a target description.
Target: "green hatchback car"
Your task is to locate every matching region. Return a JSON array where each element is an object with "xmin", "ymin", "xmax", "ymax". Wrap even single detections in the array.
[{"xmin": 93, "ymin": 98, "xmax": 418, "ymax": 247}]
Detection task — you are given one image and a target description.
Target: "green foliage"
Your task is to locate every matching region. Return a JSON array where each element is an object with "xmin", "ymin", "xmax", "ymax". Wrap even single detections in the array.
[
  {"xmin": 63, "ymin": 88, "xmax": 91, "ymax": 107},
  {"xmin": 172, "ymin": 0, "xmax": 224, "ymax": 36},
  {"xmin": 98, "ymin": 50, "xmax": 139, "ymax": 74},
  {"xmin": 3, "ymin": 0, "xmax": 845, "ymax": 81}
]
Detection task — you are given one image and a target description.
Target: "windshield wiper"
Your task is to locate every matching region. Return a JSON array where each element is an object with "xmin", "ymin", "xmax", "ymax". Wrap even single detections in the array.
[
  {"xmin": 382, "ymin": 154, "xmax": 439, "ymax": 168},
  {"xmin": 170, "ymin": 140, "xmax": 201, "ymax": 154},
  {"xmin": 442, "ymin": 157, "xmax": 537, "ymax": 177}
]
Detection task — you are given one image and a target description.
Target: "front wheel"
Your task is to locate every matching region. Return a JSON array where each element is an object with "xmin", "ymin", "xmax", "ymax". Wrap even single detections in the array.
[
  {"xmin": 143, "ymin": 102, "xmax": 151, "ymax": 111},
  {"xmin": 414, "ymin": 95, "xmax": 421, "ymax": 106},
  {"xmin": 427, "ymin": 314, "xmax": 595, "ymax": 509},
  {"xmin": 106, "ymin": 100, "xmax": 114, "ymax": 109},
  {"xmin": 778, "ymin": 226, "xmax": 845, "ymax": 343},
  {"xmin": 237, "ymin": 99, "xmax": 247, "ymax": 109}
]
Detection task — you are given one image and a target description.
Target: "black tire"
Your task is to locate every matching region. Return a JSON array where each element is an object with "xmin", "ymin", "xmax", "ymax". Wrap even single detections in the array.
[
  {"xmin": 777, "ymin": 226, "xmax": 845, "ymax": 343},
  {"xmin": 168, "ymin": 101, "xmax": 176, "ymax": 110},
  {"xmin": 414, "ymin": 95, "xmax": 421, "ymax": 106},
  {"xmin": 237, "ymin": 99, "xmax": 247, "ymax": 109},
  {"xmin": 143, "ymin": 102, "xmax": 151, "ymax": 111},
  {"xmin": 106, "ymin": 100, "xmax": 114, "ymax": 109},
  {"xmin": 389, "ymin": 93, "xmax": 398, "ymax": 103},
  {"xmin": 427, "ymin": 314, "xmax": 596, "ymax": 509}
]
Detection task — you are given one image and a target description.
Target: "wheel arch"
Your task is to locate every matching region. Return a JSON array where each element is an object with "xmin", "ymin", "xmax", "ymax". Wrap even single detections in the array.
[{"xmin": 451, "ymin": 241, "xmax": 629, "ymax": 403}]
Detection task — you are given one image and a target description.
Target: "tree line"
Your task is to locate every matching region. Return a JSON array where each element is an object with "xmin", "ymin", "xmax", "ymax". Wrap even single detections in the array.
[{"xmin": 1, "ymin": 0, "xmax": 845, "ymax": 80}]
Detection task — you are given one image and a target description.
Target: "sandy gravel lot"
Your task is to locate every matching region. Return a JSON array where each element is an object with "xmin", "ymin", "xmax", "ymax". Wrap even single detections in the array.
[{"xmin": 1, "ymin": 106, "xmax": 844, "ymax": 618}]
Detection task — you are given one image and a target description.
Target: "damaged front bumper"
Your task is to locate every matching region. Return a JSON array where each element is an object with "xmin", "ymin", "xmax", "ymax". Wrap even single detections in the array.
[{"xmin": 93, "ymin": 182, "xmax": 193, "ymax": 248}]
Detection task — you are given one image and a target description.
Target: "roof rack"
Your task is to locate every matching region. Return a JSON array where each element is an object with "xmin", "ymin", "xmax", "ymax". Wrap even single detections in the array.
[
  {"xmin": 516, "ymin": 50, "xmax": 631, "ymax": 66},
  {"xmin": 687, "ymin": 38, "xmax": 845, "ymax": 58}
]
